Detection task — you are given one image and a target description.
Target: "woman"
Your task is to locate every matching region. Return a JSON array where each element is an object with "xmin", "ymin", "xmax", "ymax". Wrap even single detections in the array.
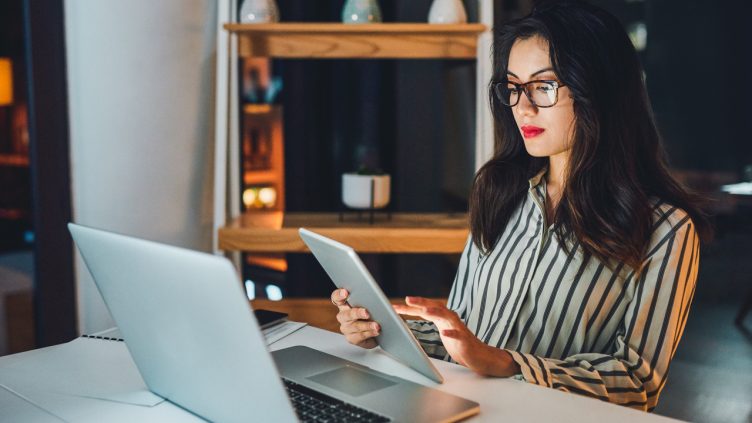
[{"xmin": 331, "ymin": 1, "xmax": 711, "ymax": 412}]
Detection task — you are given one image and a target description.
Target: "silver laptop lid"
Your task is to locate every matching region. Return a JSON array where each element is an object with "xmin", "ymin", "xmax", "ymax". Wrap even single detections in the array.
[{"xmin": 68, "ymin": 223, "xmax": 297, "ymax": 423}]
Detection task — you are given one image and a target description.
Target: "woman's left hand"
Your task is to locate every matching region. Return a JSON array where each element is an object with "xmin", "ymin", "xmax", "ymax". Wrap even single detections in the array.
[{"xmin": 393, "ymin": 296, "xmax": 521, "ymax": 377}]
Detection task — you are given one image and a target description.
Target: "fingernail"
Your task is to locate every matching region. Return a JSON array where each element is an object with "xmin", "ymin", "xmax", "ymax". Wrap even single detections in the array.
[
  {"xmin": 339, "ymin": 290, "xmax": 346, "ymax": 299},
  {"xmin": 362, "ymin": 310, "xmax": 369, "ymax": 319},
  {"xmin": 372, "ymin": 323, "xmax": 379, "ymax": 331}
]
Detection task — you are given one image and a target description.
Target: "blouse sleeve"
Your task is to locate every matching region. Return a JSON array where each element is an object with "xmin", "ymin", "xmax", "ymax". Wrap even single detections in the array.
[
  {"xmin": 505, "ymin": 216, "xmax": 700, "ymax": 411},
  {"xmin": 406, "ymin": 234, "xmax": 477, "ymax": 360}
]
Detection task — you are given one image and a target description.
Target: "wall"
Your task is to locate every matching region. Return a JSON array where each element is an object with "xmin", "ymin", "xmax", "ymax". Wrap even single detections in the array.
[{"xmin": 65, "ymin": 0, "xmax": 217, "ymax": 334}]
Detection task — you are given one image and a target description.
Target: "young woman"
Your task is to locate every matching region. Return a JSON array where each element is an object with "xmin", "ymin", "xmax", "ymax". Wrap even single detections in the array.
[{"xmin": 331, "ymin": 1, "xmax": 711, "ymax": 411}]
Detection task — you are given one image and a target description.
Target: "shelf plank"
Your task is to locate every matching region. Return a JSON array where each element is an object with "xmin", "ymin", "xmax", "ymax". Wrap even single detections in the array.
[
  {"xmin": 0, "ymin": 154, "xmax": 30, "ymax": 167},
  {"xmin": 224, "ymin": 23, "xmax": 486, "ymax": 59},
  {"xmin": 250, "ymin": 297, "xmax": 445, "ymax": 333},
  {"xmin": 219, "ymin": 211, "xmax": 469, "ymax": 253}
]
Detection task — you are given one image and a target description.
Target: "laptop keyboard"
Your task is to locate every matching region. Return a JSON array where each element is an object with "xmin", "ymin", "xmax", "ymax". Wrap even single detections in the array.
[{"xmin": 283, "ymin": 378, "xmax": 391, "ymax": 423}]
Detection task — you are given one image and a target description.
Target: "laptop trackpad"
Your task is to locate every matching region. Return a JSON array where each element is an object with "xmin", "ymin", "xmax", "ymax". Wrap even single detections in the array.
[{"xmin": 306, "ymin": 365, "xmax": 397, "ymax": 397}]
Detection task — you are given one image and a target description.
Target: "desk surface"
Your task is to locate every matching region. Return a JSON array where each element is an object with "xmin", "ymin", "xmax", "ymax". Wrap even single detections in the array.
[{"xmin": 0, "ymin": 326, "xmax": 679, "ymax": 422}]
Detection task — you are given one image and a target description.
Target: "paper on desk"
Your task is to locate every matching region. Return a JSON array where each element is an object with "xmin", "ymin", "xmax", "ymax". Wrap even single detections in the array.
[
  {"xmin": 0, "ymin": 337, "xmax": 163, "ymax": 407},
  {"xmin": 0, "ymin": 383, "xmax": 66, "ymax": 422},
  {"xmin": 263, "ymin": 321, "xmax": 307, "ymax": 345}
]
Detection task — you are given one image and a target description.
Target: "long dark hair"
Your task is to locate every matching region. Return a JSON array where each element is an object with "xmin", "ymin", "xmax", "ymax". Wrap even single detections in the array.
[{"xmin": 469, "ymin": 0, "xmax": 712, "ymax": 271}]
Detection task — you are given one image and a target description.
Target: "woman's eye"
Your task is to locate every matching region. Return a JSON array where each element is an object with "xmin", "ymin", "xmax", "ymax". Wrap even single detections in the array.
[{"xmin": 536, "ymin": 85, "xmax": 553, "ymax": 93}]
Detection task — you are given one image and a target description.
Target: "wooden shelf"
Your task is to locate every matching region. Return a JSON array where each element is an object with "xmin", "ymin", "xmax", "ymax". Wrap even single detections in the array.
[
  {"xmin": 250, "ymin": 297, "xmax": 446, "ymax": 333},
  {"xmin": 224, "ymin": 23, "xmax": 486, "ymax": 59},
  {"xmin": 219, "ymin": 211, "xmax": 469, "ymax": 253},
  {"xmin": 0, "ymin": 154, "xmax": 29, "ymax": 167}
]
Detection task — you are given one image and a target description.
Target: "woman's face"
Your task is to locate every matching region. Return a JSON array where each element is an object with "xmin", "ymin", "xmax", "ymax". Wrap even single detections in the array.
[{"xmin": 506, "ymin": 35, "xmax": 575, "ymax": 159}]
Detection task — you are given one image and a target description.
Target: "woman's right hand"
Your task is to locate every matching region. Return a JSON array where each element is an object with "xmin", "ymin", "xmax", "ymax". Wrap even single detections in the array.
[{"xmin": 331, "ymin": 288, "xmax": 380, "ymax": 349}]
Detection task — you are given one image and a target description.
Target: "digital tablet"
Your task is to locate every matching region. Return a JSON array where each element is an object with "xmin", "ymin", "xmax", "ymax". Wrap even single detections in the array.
[{"xmin": 298, "ymin": 228, "xmax": 444, "ymax": 384}]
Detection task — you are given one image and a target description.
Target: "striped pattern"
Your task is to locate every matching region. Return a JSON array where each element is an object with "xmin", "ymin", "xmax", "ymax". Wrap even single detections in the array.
[{"xmin": 407, "ymin": 169, "xmax": 700, "ymax": 412}]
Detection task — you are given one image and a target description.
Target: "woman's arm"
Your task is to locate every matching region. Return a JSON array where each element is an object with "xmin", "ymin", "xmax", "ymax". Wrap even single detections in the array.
[{"xmin": 504, "ymin": 217, "xmax": 700, "ymax": 411}]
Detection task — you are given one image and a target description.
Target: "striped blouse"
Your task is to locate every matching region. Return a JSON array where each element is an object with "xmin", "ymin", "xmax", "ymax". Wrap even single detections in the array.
[{"xmin": 407, "ymin": 168, "xmax": 700, "ymax": 412}]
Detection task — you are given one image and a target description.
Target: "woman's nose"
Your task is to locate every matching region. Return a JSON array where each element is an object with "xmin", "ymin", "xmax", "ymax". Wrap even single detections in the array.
[{"xmin": 515, "ymin": 91, "xmax": 538, "ymax": 116}]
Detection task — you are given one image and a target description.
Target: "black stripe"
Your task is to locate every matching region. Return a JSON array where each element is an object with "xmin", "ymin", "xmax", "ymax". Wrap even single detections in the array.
[
  {"xmin": 545, "ymin": 253, "xmax": 593, "ymax": 357},
  {"xmin": 448, "ymin": 237, "xmax": 474, "ymax": 313},
  {"xmin": 606, "ymin": 385, "xmax": 645, "ymax": 394},
  {"xmin": 634, "ymin": 231, "xmax": 678, "ymax": 358},
  {"xmin": 644, "ymin": 215, "xmax": 690, "ymax": 258},
  {"xmin": 494, "ymin": 227, "xmax": 542, "ymax": 344},
  {"xmin": 640, "ymin": 223, "xmax": 691, "ymax": 381},
  {"xmin": 551, "ymin": 383, "xmax": 609, "ymax": 401},
  {"xmin": 588, "ymin": 356, "xmax": 616, "ymax": 366},
  {"xmin": 513, "ymin": 237, "xmax": 566, "ymax": 351},
  {"xmin": 533, "ymin": 355, "xmax": 550, "ymax": 386},
  {"xmin": 561, "ymin": 262, "xmax": 605, "ymax": 357},
  {"xmin": 480, "ymin": 212, "xmax": 541, "ymax": 343},
  {"xmin": 517, "ymin": 353, "xmax": 539, "ymax": 385},
  {"xmin": 411, "ymin": 326, "xmax": 439, "ymax": 335},
  {"xmin": 597, "ymin": 370, "xmax": 630, "ymax": 377},
  {"xmin": 588, "ymin": 269, "xmax": 635, "ymax": 352},
  {"xmin": 475, "ymin": 203, "xmax": 535, "ymax": 338},
  {"xmin": 558, "ymin": 359, "xmax": 595, "ymax": 371},
  {"xmin": 528, "ymin": 240, "xmax": 582, "ymax": 355},
  {"xmin": 468, "ymin": 204, "xmax": 527, "ymax": 330},
  {"xmin": 617, "ymin": 260, "xmax": 651, "ymax": 358},
  {"xmin": 583, "ymin": 262, "xmax": 625, "ymax": 349},
  {"xmin": 550, "ymin": 368, "xmax": 605, "ymax": 385},
  {"xmin": 672, "ymin": 234, "xmax": 699, "ymax": 354},
  {"xmin": 650, "ymin": 205, "xmax": 677, "ymax": 231},
  {"xmin": 418, "ymin": 339, "xmax": 445, "ymax": 346}
]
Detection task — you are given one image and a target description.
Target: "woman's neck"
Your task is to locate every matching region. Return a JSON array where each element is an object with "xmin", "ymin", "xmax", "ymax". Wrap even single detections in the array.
[{"xmin": 546, "ymin": 151, "xmax": 569, "ymax": 190}]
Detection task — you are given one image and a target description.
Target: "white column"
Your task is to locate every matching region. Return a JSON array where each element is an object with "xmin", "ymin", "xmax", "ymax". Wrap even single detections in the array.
[
  {"xmin": 65, "ymin": 0, "xmax": 219, "ymax": 333},
  {"xmin": 475, "ymin": 0, "xmax": 495, "ymax": 171}
]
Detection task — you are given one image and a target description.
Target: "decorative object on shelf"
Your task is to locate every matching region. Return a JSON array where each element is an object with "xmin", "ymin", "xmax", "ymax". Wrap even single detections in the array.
[
  {"xmin": 342, "ymin": 168, "xmax": 390, "ymax": 209},
  {"xmin": 239, "ymin": 0, "xmax": 279, "ymax": 23},
  {"xmin": 341, "ymin": 0, "xmax": 382, "ymax": 24},
  {"xmin": 0, "ymin": 58, "xmax": 12, "ymax": 106},
  {"xmin": 0, "ymin": 58, "xmax": 14, "ymax": 154},
  {"xmin": 428, "ymin": 0, "xmax": 467, "ymax": 24}
]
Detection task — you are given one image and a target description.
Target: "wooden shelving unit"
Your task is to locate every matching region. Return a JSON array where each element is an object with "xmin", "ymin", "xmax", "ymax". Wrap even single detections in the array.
[
  {"xmin": 214, "ymin": 16, "xmax": 494, "ymax": 256},
  {"xmin": 0, "ymin": 154, "xmax": 29, "ymax": 167},
  {"xmin": 220, "ymin": 211, "xmax": 469, "ymax": 253},
  {"xmin": 224, "ymin": 23, "xmax": 486, "ymax": 59}
]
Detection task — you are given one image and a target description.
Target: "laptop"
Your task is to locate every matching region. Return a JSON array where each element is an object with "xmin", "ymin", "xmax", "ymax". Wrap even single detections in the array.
[
  {"xmin": 299, "ymin": 228, "xmax": 444, "ymax": 383},
  {"xmin": 68, "ymin": 223, "xmax": 480, "ymax": 423}
]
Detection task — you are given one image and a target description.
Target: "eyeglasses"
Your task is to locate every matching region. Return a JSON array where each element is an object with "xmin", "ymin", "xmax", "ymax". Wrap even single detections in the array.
[{"xmin": 492, "ymin": 80, "xmax": 564, "ymax": 108}]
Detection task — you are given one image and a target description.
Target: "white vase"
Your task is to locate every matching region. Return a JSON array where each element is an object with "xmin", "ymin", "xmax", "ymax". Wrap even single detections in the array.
[
  {"xmin": 239, "ymin": 0, "xmax": 279, "ymax": 23},
  {"xmin": 342, "ymin": 173, "xmax": 391, "ymax": 209},
  {"xmin": 428, "ymin": 0, "xmax": 467, "ymax": 24}
]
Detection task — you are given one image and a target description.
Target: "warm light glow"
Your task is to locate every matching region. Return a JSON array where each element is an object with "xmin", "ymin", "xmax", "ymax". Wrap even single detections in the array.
[
  {"xmin": 242, "ymin": 188, "xmax": 257, "ymax": 208},
  {"xmin": 258, "ymin": 187, "xmax": 277, "ymax": 207},
  {"xmin": 0, "ymin": 58, "xmax": 13, "ymax": 106}
]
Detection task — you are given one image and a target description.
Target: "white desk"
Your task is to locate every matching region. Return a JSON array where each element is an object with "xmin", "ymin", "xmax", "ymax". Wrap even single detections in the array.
[{"xmin": 0, "ymin": 326, "xmax": 680, "ymax": 422}]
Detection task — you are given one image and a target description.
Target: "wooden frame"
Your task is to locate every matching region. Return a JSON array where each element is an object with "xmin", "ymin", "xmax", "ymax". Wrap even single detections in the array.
[{"xmin": 225, "ymin": 23, "xmax": 486, "ymax": 59}]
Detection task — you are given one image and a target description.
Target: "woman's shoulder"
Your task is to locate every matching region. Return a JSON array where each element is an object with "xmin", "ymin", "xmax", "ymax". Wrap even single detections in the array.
[{"xmin": 647, "ymin": 197, "xmax": 697, "ymax": 245}]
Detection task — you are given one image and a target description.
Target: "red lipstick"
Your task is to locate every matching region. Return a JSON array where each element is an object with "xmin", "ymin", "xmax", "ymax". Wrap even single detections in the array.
[{"xmin": 521, "ymin": 125, "xmax": 545, "ymax": 138}]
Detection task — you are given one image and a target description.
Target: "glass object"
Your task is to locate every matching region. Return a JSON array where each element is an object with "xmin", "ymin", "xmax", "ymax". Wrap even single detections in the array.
[
  {"xmin": 342, "ymin": 0, "xmax": 382, "ymax": 24},
  {"xmin": 239, "ymin": 0, "xmax": 279, "ymax": 23},
  {"xmin": 428, "ymin": 0, "xmax": 467, "ymax": 24},
  {"xmin": 493, "ymin": 80, "xmax": 563, "ymax": 108}
]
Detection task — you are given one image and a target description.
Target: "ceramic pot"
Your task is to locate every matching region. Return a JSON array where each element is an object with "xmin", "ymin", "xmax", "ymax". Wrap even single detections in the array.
[
  {"xmin": 342, "ymin": 0, "xmax": 382, "ymax": 24},
  {"xmin": 342, "ymin": 173, "xmax": 390, "ymax": 209},
  {"xmin": 428, "ymin": 0, "xmax": 467, "ymax": 24},
  {"xmin": 239, "ymin": 0, "xmax": 280, "ymax": 23}
]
